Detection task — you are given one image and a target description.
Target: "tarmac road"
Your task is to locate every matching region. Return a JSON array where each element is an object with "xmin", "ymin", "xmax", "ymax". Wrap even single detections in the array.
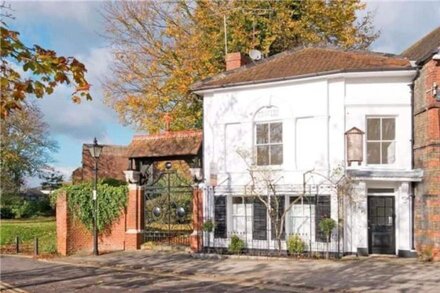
[{"xmin": 0, "ymin": 255, "xmax": 302, "ymax": 292}]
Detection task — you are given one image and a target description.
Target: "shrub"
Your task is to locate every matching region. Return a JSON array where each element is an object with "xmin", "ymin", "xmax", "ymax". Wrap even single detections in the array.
[
  {"xmin": 1, "ymin": 193, "xmax": 54, "ymax": 219},
  {"xmin": 319, "ymin": 217, "xmax": 336, "ymax": 259},
  {"xmin": 0, "ymin": 207, "xmax": 14, "ymax": 219},
  {"xmin": 319, "ymin": 218, "xmax": 336, "ymax": 241},
  {"xmin": 202, "ymin": 219, "xmax": 215, "ymax": 232},
  {"xmin": 228, "ymin": 235, "xmax": 245, "ymax": 254},
  {"xmin": 287, "ymin": 234, "xmax": 305, "ymax": 255}
]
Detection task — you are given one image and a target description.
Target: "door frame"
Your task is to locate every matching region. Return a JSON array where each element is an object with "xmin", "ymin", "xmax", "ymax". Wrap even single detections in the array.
[{"xmin": 367, "ymin": 193, "xmax": 396, "ymax": 255}]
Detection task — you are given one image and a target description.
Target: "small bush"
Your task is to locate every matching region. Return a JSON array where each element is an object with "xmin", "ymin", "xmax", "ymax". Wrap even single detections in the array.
[
  {"xmin": 228, "ymin": 235, "xmax": 245, "ymax": 254},
  {"xmin": 287, "ymin": 234, "xmax": 305, "ymax": 255},
  {"xmin": 202, "ymin": 219, "xmax": 215, "ymax": 232},
  {"xmin": 0, "ymin": 207, "xmax": 14, "ymax": 219},
  {"xmin": 319, "ymin": 218, "xmax": 336, "ymax": 241}
]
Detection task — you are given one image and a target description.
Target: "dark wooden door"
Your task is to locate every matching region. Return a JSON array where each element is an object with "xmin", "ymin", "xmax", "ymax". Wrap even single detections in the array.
[{"xmin": 368, "ymin": 196, "xmax": 395, "ymax": 254}]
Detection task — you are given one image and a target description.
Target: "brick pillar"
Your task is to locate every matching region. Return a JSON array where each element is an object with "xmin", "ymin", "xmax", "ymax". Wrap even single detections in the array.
[
  {"xmin": 190, "ymin": 187, "xmax": 204, "ymax": 252},
  {"xmin": 124, "ymin": 171, "xmax": 144, "ymax": 250},
  {"xmin": 56, "ymin": 191, "xmax": 68, "ymax": 256}
]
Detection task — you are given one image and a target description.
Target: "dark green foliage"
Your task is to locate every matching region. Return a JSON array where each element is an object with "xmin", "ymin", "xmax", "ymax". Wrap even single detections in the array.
[
  {"xmin": 54, "ymin": 180, "xmax": 128, "ymax": 232},
  {"xmin": 228, "ymin": 235, "xmax": 245, "ymax": 254},
  {"xmin": 40, "ymin": 169, "xmax": 64, "ymax": 191},
  {"xmin": 0, "ymin": 194, "xmax": 53, "ymax": 219}
]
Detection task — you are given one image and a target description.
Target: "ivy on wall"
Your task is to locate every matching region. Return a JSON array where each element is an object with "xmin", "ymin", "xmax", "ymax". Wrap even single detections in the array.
[{"xmin": 53, "ymin": 179, "xmax": 128, "ymax": 232}]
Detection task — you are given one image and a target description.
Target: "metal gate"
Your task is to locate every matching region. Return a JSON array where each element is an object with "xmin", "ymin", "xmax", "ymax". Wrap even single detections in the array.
[{"xmin": 144, "ymin": 163, "xmax": 193, "ymax": 246}]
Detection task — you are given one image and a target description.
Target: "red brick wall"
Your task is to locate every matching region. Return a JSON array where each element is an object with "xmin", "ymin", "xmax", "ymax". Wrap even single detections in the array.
[
  {"xmin": 72, "ymin": 145, "xmax": 129, "ymax": 184},
  {"xmin": 190, "ymin": 188, "xmax": 203, "ymax": 252},
  {"xmin": 226, "ymin": 52, "xmax": 249, "ymax": 71},
  {"xmin": 414, "ymin": 58, "xmax": 440, "ymax": 260},
  {"xmin": 57, "ymin": 192, "xmax": 127, "ymax": 255}
]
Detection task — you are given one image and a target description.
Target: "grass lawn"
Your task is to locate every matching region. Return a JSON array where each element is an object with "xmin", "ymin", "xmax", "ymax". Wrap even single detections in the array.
[{"xmin": 0, "ymin": 217, "xmax": 56, "ymax": 254}]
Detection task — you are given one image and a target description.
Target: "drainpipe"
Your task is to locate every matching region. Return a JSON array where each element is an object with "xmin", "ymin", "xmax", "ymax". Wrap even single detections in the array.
[{"xmin": 410, "ymin": 67, "xmax": 420, "ymax": 250}]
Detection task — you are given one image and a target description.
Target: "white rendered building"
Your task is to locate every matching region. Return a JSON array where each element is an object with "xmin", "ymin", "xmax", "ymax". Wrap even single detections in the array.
[{"xmin": 193, "ymin": 48, "xmax": 423, "ymax": 256}]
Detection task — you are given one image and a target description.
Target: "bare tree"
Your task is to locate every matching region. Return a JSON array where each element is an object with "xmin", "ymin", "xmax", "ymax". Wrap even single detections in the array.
[{"xmin": 238, "ymin": 149, "xmax": 354, "ymax": 256}]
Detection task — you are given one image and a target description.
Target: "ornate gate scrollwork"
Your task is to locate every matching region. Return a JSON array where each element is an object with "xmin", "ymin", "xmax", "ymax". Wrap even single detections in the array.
[{"xmin": 143, "ymin": 161, "xmax": 193, "ymax": 246}]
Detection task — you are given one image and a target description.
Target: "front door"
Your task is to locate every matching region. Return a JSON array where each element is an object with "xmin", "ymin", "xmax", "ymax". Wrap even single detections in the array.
[{"xmin": 368, "ymin": 196, "xmax": 395, "ymax": 254}]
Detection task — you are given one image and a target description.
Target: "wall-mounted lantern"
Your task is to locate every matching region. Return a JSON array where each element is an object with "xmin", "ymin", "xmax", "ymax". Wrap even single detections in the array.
[{"xmin": 345, "ymin": 127, "xmax": 364, "ymax": 167}]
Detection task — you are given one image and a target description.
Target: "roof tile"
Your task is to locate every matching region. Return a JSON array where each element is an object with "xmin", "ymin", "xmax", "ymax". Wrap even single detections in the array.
[
  {"xmin": 193, "ymin": 47, "xmax": 412, "ymax": 91},
  {"xmin": 401, "ymin": 26, "xmax": 440, "ymax": 64},
  {"xmin": 128, "ymin": 130, "xmax": 202, "ymax": 158}
]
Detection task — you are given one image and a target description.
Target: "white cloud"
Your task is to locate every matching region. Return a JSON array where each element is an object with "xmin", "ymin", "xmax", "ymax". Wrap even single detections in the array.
[
  {"xmin": 36, "ymin": 47, "xmax": 117, "ymax": 143},
  {"xmin": 12, "ymin": 1, "xmax": 104, "ymax": 27},
  {"xmin": 365, "ymin": 0, "xmax": 440, "ymax": 54}
]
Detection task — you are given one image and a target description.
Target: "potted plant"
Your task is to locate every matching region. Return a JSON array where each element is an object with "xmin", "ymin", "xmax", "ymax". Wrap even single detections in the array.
[{"xmin": 202, "ymin": 219, "xmax": 215, "ymax": 253}]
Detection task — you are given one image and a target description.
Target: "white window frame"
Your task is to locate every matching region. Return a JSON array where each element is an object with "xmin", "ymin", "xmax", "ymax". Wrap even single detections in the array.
[
  {"xmin": 231, "ymin": 197, "xmax": 253, "ymax": 237},
  {"xmin": 254, "ymin": 121, "xmax": 283, "ymax": 166},
  {"xmin": 366, "ymin": 116, "xmax": 396, "ymax": 165}
]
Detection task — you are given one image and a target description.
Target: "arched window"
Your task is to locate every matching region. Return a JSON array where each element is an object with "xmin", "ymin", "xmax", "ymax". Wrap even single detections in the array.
[{"xmin": 253, "ymin": 106, "xmax": 283, "ymax": 166}]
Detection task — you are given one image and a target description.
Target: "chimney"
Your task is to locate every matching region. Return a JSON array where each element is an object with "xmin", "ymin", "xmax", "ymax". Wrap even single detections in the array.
[
  {"xmin": 226, "ymin": 52, "xmax": 249, "ymax": 71},
  {"xmin": 164, "ymin": 112, "xmax": 171, "ymax": 133}
]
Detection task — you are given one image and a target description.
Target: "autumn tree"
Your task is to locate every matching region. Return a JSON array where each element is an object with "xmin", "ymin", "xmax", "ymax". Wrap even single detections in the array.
[
  {"xmin": 0, "ymin": 3, "xmax": 92, "ymax": 118},
  {"xmin": 0, "ymin": 102, "xmax": 57, "ymax": 195},
  {"xmin": 103, "ymin": 0, "xmax": 378, "ymax": 132}
]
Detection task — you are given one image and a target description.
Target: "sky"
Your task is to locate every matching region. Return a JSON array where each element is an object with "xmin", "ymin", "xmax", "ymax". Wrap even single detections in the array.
[{"xmin": 6, "ymin": 0, "xmax": 440, "ymax": 186}]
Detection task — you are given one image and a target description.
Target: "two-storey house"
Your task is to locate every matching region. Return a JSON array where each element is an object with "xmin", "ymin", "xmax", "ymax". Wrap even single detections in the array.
[{"xmin": 193, "ymin": 48, "xmax": 423, "ymax": 256}]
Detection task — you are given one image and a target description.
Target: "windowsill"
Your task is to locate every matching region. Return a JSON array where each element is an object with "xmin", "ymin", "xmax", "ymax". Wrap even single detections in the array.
[
  {"xmin": 347, "ymin": 164, "xmax": 399, "ymax": 170},
  {"xmin": 251, "ymin": 165, "xmax": 284, "ymax": 172}
]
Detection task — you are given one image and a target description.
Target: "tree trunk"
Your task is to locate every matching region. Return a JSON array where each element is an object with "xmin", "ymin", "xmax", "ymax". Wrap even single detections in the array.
[{"xmin": 326, "ymin": 235, "xmax": 330, "ymax": 259}]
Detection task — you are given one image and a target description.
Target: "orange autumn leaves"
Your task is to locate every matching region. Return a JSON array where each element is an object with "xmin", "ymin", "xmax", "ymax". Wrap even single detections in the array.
[{"xmin": 102, "ymin": 0, "xmax": 377, "ymax": 133}]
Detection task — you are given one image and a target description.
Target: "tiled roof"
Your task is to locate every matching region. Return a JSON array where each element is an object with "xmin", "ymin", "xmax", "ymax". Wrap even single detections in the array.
[
  {"xmin": 192, "ymin": 47, "xmax": 413, "ymax": 91},
  {"xmin": 401, "ymin": 26, "xmax": 440, "ymax": 64},
  {"xmin": 128, "ymin": 130, "xmax": 202, "ymax": 158}
]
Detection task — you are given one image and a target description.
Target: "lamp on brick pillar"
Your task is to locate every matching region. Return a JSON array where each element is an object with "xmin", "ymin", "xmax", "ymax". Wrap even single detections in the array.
[{"xmin": 89, "ymin": 137, "xmax": 103, "ymax": 256}]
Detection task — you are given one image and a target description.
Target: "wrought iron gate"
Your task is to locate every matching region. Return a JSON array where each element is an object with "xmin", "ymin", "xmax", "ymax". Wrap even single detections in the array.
[{"xmin": 144, "ymin": 163, "xmax": 193, "ymax": 246}]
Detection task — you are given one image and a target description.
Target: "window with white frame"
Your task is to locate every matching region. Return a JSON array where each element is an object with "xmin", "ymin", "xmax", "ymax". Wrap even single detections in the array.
[
  {"xmin": 232, "ymin": 197, "xmax": 253, "ymax": 237},
  {"xmin": 366, "ymin": 117, "xmax": 396, "ymax": 164},
  {"xmin": 255, "ymin": 122, "xmax": 283, "ymax": 166},
  {"xmin": 289, "ymin": 195, "xmax": 330, "ymax": 242},
  {"xmin": 290, "ymin": 196, "xmax": 314, "ymax": 239}
]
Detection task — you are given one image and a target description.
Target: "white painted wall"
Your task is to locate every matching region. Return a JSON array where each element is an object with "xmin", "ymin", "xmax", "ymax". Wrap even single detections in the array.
[{"xmin": 201, "ymin": 70, "xmax": 416, "ymax": 254}]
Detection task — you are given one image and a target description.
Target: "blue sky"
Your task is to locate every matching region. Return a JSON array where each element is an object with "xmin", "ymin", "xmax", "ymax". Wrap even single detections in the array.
[{"xmin": 8, "ymin": 1, "xmax": 440, "ymax": 186}]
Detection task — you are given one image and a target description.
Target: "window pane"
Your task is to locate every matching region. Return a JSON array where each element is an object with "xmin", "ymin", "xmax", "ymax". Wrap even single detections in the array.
[
  {"xmin": 256, "ymin": 124, "xmax": 268, "ymax": 144},
  {"xmin": 382, "ymin": 118, "xmax": 395, "ymax": 140},
  {"xmin": 367, "ymin": 142, "xmax": 380, "ymax": 164},
  {"xmin": 270, "ymin": 145, "xmax": 283, "ymax": 165},
  {"xmin": 270, "ymin": 123, "xmax": 282, "ymax": 143},
  {"xmin": 214, "ymin": 197, "xmax": 227, "ymax": 238},
  {"xmin": 367, "ymin": 118, "xmax": 380, "ymax": 140},
  {"xmin": 382, "ymin": 141, "xmax": 395, "ymax": 164},
  {"xmin": 257, "ymin": 145, "xmax": 269, "ymax": 165},
  {"xmin": 232, "ymin": 197, "xmax": 243, "ymax": 204}
]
